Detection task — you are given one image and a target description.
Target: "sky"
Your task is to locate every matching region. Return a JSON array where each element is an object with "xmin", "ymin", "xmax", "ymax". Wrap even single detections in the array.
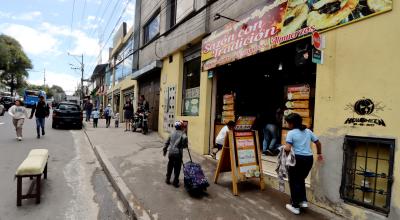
[{"xmin": 0, "ymin": 0, "xmax": 135, "ymax": 95}]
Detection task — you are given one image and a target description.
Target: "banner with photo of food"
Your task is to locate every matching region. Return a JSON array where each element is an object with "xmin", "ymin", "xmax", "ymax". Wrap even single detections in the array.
[{"xmin": 201, "ymin": 0, "xmax": 392, "ymax": 71}]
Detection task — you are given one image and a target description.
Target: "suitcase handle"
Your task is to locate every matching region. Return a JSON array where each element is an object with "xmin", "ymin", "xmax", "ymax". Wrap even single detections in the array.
[
  {"xmin": 186, "ymin": 147, "xmax": 193, "ymax": 163},
  {"xmin": 182, "ymin": 147, "xmax": 193, "ymax": 168}
]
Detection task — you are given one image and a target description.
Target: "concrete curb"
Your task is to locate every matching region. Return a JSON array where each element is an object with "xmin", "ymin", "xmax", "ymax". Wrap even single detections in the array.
[{"xmin": 83, "ymin": 127, "xmax": 153, "ymax": 220}]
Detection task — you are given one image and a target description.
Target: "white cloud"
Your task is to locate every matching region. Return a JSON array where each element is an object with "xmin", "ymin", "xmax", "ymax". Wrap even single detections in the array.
[
  {"xmin": 121, "ymin": 1, "xmax": 136, "ymax": 28},
  {"xmin": 12, "ymin": 11, "xmax": 42, "ymax": 20},
  {"xmin": 40, "ymin": 22, "xmax": 101, "ymax": 57},
  {"xmin": 28, "ymin": 71, "xmax": 80, "ymax": 95},
  {"xmin": 0, "ymin": 11, "xmax": 42, "ymax": 21},
  {"xmin": 0, "ymin": 23, "xmax": 60, "ymax": 55}
]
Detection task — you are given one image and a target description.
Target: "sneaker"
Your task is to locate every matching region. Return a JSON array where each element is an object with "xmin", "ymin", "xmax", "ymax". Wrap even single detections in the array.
[
  {"xmin": 37, "ymin": 135, "xmax": 40, "ymax": 139},
  {"xmin": 18, "ymin": 137, "xmax": 22, "ymax": 141},
  {"xmin": 42, "ymin": 130, "xmax": 45, "ymax": 136},
  {"xmin": 286, "ymin": 204, "xmax": 300, "ymax": 215},
  {"xmin": 165, "ymin": 178, "xmax": 171, "ymax": 185},
  {"xmin": 300, "ymin": 201, "xmax": 308, "ymax": 208},
  {"xmin": 172, "ymin": 181, "xmax": 180, "ymax": 188}
]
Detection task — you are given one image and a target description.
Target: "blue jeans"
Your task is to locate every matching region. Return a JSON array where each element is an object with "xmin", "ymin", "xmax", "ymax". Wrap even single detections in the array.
[
  {"xmin": 262, "ymin": 124, "xmax": 278, "ymax": 152},
  {"xmin": 36, "ymin": 117, "xmax": 45, "ymax": 135}
]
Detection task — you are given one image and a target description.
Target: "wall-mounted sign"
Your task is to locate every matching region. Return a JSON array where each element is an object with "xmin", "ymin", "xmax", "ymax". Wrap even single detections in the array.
[
  {"xmin": 344, "ymin": 98, "xmax": 386, "ymax": 127},
  {"xmin": 201, "ymin": 0, "xmax": 392, "ymax": 71},
  {"xmin": 312, "ymin": 48, "xmax": 323, "ymax": 64}
]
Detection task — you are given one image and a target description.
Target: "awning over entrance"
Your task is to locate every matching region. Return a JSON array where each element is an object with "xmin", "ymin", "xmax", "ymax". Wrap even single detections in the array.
[{"xmin": 131, "ymin": 60, "xmax": 162, "ymax": 80}]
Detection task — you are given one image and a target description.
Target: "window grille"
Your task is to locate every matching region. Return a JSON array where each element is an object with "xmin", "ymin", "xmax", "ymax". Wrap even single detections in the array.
[{"xmin": 340, "ymin": 136, "xmax": 395, "ymax": 216}]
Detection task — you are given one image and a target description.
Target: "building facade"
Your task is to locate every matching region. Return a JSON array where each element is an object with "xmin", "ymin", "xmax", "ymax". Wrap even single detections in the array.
[
  {"xmin": 134, "ymin": 0, "xmax": 399, "ymax": 219},
  {"xmin": 105, "ymin": 22, "xmax": 139, "ymax": 121}
]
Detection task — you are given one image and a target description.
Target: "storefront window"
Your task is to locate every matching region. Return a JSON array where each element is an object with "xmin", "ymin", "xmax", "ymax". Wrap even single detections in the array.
[{"xmin": 182, "ymin": 57, "xmax": 200, "ymax": 116}]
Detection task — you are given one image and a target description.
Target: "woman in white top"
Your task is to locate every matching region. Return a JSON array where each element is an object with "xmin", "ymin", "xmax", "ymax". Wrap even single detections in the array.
[{"xmin": 8, "ymin": 100, "xmax": 29, "ymax": 141}]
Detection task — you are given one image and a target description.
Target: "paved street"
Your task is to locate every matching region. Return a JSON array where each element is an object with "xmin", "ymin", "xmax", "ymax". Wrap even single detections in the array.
[
  {"xmin": 0, "ymin": 112, "xmax": 129, "ymax": 220},
  {"xmin": 85, "ymin": 119, "xmax": 340, "ymax": 220}
]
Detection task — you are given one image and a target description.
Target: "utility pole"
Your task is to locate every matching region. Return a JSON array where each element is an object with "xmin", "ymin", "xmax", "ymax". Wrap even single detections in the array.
[
  {"xmin": 68, "ymin": 53, "xmax": 85, "ymax": 105},
  {"xmin": 81, "ymin": 54, "xmax": 84, "ymax": 104},
  {"xmin": 43, "ymin": 68, "xmax": 46, "ymax": 87}
]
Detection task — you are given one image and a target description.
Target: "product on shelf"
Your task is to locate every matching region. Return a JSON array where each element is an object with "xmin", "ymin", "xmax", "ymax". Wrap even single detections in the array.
[
  {"xmin": 222, "ymin": 93, "xmax": 236, "ymax": 124},
  {"xmin": 284, "ymin": 109, "xmax": 310, "ymax": 118}
]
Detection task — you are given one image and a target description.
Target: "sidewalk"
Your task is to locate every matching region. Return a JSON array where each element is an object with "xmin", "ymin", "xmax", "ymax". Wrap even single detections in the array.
[{"xmin": 84, "ymin": 119, "xmax": 340, "ymax": 220}]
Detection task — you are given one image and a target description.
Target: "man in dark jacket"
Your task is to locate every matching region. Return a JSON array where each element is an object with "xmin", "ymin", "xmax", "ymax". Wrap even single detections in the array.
[
  {"xmin": 30, "ymin": 95, "xmax": 50, "ymax": 139},
  {"xmin": 163, "ymin": 121, "xmax": 188, "ymax": 187}
]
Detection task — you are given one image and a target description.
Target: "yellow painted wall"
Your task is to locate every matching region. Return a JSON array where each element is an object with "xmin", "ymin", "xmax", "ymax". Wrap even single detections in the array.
[
  {"xmin": 310, "ymin": 5, "xmax": 400, "ymax": 219},
  {"xmin": 158, "ymin": 52, "xmax": 213, "ymax": 155}
]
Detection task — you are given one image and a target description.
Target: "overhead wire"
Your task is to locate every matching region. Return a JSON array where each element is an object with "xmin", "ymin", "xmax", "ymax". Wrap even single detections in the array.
[
  {"xmin": 86, "ymin": 0, "xmax": 134, "ymax": 73},
  {"xmin": 87, "ymin": 0, "xmax": 231, "ymax": 73}
]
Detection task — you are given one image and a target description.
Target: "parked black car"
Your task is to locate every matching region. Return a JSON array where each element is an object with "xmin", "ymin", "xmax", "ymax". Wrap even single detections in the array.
[
  {"xmin": 0, "ymin": 104, "xmax": 4, "ymax": 116},
  {"xmin": 0, "ymin": 96, "xmax": 15, "ymax": 111},
  {"xmin": 52, "ymin": 102, "xmax": 83, "ymax": 129}
]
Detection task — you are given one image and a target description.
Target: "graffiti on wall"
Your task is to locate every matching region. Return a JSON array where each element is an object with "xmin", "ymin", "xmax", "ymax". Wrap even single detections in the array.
[{"xmin": 344, "ymin": 98, "xmax": 386, "ymax": 127}]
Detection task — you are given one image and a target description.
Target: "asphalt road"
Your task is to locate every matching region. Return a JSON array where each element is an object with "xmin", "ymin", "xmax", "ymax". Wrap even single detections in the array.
[{"xmin": 0, "ymin": 111, "xmax": 129, "ymax": 220}]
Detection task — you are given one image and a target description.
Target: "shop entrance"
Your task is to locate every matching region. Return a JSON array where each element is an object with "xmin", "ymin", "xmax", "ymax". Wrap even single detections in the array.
[
  {"xmin": 212, "ymin": 37, "xmax": 317, "ymax": 173},
  {"xmin": 138, "ymin": 72, "xmax": 160, "ymax": 131}
]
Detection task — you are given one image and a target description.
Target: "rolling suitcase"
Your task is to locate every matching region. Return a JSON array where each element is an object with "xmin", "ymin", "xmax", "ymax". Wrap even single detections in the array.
[{"xmin": 183, "ymin": 147, "xmax": 209, "ymax": 193}]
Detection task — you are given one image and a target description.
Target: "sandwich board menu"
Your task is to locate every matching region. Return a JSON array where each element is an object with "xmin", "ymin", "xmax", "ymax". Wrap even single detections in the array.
[{"xmin": 214, "ymin": 127, "xmax": 265, "ymax": 195}]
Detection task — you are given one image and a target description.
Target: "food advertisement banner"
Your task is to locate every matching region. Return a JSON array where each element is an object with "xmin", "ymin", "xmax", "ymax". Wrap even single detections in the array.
[
  {"xmin": 235, "ymin": 133, "xmax": 259, "ymax": 175},
  {"xmin": 201, "ymin": 0, "xmax": 392, "ymax": 70}
]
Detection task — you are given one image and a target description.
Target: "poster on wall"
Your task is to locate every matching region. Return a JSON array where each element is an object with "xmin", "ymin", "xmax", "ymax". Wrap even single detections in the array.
[
  {"xmin": 183, "ymin": 87, "xmax": 200, "ymax": 116},
  {"xmin": 201, "ymin": 0, "xmax": 393, "ymax": 70}
]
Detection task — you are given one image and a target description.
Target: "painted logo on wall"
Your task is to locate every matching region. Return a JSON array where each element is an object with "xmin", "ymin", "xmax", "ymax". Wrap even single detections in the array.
[{"xmin": 344, "ymin": 98, "xmax": 386, "ymax": 127}]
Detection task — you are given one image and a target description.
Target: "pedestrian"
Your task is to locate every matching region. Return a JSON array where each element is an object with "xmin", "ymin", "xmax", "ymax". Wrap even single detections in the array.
[
  {"xmin": 213, "ymin": 121, "xmax": 235, "ymax": 159},
  {"xmin": 163, "ymin": 121, "xmax": 188, "ymax": 188},
  {"xmin": 8, "ymin": 100, "xmax": 29, "ymax": 141},
  {"xmin": 29, "ymin": 95, "xmax": 50, "ymax": 139},
  {"xmin": 138, "ymin": 95, "xmax": 149, "ymax": 112},
  {"xmin": 104, "ymin": 104, "xmax": 113, "ymax": 128},
  {"xmin": 283, "ymin": 113, "xmax": 323, "ymax": 215},
  {"xmin": 91, "ymin": 108, "xmax": 100, "ymax": 128},
  {"xmin": 85, "ymin": 101, "xmax": 93, "ymax": 122},
  {"xmin": 123, "ymin": 99, "xmax": 133, "ymax": 131},
  {"xmin": 114, "ymin": 112, "xmax": 119, "ymax": 128}
]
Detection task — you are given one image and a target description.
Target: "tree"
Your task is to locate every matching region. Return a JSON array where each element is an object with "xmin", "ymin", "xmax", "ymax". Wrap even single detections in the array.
[{"xmin": 0, "ymin": 34, "xmax": 32, "ymax": 96}]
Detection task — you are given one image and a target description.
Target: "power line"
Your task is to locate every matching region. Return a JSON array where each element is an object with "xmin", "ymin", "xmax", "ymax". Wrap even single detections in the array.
[
  {"xmin": 87, "ymin": 0, "xmax": 133, "ymax": 72},
  {"xmin": 80, "ymin": 0, "xmax": 87, "ymax": 27}
]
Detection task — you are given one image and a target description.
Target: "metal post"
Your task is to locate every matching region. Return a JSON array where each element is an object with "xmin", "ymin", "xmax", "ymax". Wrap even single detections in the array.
[{"xmin": 81, "ymin": 54, "xmax": 84, "ymax": 103}]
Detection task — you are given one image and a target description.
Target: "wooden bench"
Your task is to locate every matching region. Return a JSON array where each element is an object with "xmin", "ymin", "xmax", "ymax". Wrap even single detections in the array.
[{"xmin": 15, "ymin": 149, "xmax": 49, "ymax": 206}]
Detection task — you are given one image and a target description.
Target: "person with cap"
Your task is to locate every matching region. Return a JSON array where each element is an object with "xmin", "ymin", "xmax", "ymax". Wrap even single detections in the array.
[
  {"xmin": 29, "ymin": 94, "xmax": 50, "ymax": 139},
  {"xmin": 163, "ymin": 120, "xmax": 188, "ymax": 187},
  {"xmin": 104, "ymin": 104, "xmax": 113, "ymax": 128}
]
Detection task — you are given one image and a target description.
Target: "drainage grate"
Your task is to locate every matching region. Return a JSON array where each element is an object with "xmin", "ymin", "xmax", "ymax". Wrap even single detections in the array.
[{"xmin": 340, "ymin": 135, "xmax": 395, "ymax": 216}]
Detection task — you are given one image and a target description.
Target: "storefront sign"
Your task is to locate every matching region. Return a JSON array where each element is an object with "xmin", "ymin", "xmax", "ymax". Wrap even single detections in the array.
[
  {"xmin": 312, "ymin": 31, "xmax": 321, "ymax": 50},
  {"xmin": 344, "ymin": 98, "xmax": 386, "ymax": 127},
  {"xmin": 312, "ymin": 48, "xmax": 323, "ymax": 64},
  {"xmin": 201, "ymin": 0, "xmax": 392, "ymax": 71}
]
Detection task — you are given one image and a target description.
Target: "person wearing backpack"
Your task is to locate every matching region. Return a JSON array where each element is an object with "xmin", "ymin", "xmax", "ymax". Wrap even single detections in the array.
[
  {"xmin": 104, "ymin": 104, "xmax": 113, "ymax": 128},
  {"xmin": 163, "ymin": 121, "xmax": 188, "ymax": 188},
  {"xmin": 29, "ymin": 95, "xmax": 50, "ymax": 139}
]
